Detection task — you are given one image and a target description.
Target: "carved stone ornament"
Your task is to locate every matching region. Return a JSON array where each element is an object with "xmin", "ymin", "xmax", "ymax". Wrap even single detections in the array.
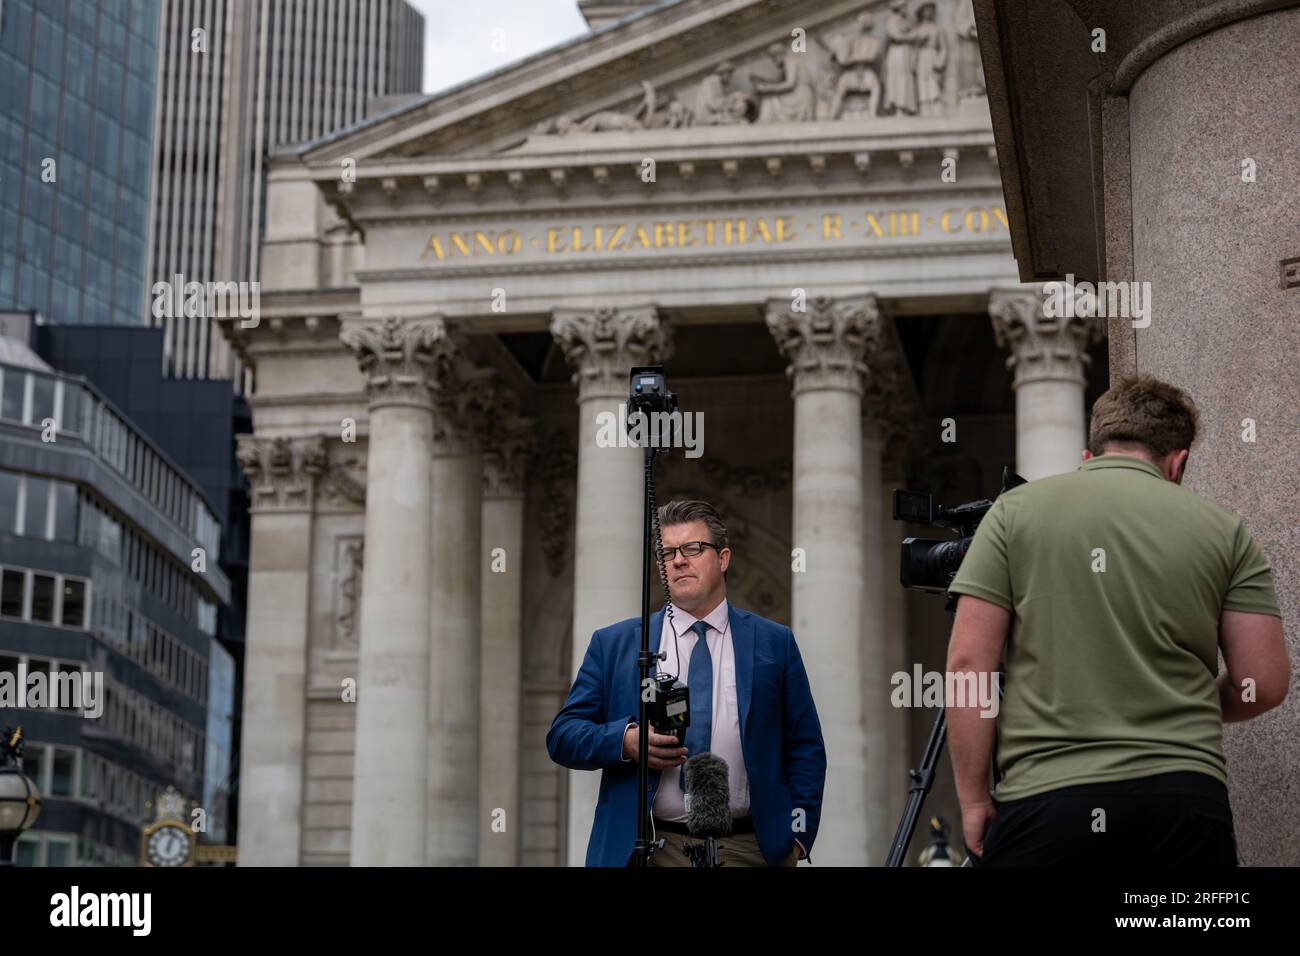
[
  {"xmin": 530, "ymin": 2, "xmax": 983, "ymax": 136},
  {"xmin": 662, "ymin": 455, "xmax": 792, "ymax": 498},
  {"xmin": 334, "ymin": 537, "xmax": 363, "ymax": 652},
  {"xmin": 862, "ymin": 333, "xmax": 920, "ymax": 470},
  {"xmin": 989, "ymin": 287, "xmax": 1105, "ymax": 388},
  {"xmin": 481, "ymin": 387, "xmax": 538, "ymax": 498},
  {"xmin": 429, "ymin": 348, "xmax": 496, "ymax": 456},
  {"xmin": 318, "ymin": 451, "xmax": 368, "ymax": 509},
  {"xmin": 532, "ymin": 428, "xmax": 577, "ymax": 577},
  {"xmin": 766, "ymin": 296, "xmax": 881, "ymax": 396},
  {"xmin": 550, "ymin": 305, "xmax": 673, "ymax": 400},
  {"xmin": 236, "ymin": 435, "xmax": 327, "ymax": 511},
  {"xmin": 340, "ymin": 315, "xmax": 450, "ymax": 408}
]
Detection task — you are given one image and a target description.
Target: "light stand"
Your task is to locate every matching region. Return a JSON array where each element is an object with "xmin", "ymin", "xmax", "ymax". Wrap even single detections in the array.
[
  {"xmin": 633, "ymin": 440, "xmax": 663, "ymax": 866},
  {"xmin": 628, "ymin": 366, "xmax": 678, "ymax": 867}
]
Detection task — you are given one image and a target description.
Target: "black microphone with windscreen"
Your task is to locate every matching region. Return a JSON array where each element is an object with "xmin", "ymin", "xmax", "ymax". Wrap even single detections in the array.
[{"xmin": 683, "ymin": 752, "xmax": 730, "ymax": 866}]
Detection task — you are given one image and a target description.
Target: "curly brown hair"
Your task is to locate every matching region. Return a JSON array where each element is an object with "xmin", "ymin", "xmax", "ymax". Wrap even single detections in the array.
[{"xmin": 1088, "ymin": 376, "xmax": 1200, "ymax": 457}]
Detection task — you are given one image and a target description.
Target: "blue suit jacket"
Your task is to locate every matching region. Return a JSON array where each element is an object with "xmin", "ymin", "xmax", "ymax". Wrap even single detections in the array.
[{"xmin": 547, "ymin": 605, "xmax": 827, "ymax": 866}]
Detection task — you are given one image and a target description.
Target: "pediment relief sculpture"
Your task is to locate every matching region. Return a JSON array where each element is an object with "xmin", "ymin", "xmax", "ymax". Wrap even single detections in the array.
[{"xmin": 530, "ymin": 0, "xmax": 983, "ymax": 136}]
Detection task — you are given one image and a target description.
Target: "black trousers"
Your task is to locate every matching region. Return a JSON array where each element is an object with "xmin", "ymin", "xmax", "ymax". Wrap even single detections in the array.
[{"xmin": 972, "ymin": 771, "xmax": 1238, "ymax": 867}]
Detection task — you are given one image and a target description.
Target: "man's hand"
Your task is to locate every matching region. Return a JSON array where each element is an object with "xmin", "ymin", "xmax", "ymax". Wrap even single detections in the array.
[
  {"xmin": 961, "ymin": 799, "xmax": 997, "ymax": 859},
  {"xmin": 622, "ymin": 723, "xmax": 687, "ymax": 769}
]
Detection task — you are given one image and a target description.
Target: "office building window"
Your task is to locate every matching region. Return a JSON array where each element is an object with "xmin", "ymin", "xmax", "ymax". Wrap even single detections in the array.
[
  {"xmin": 14, "ymin": 839, "xmax": 39, "ymax": 867},
  {"xmin": 53, "ymin": 481, "xmax": 77, "ymax": 541},
  {"xmin": 52, "ymin": 747, "xmax": 77, "ymax": 796},
  {"xmin": 0, "ymin": 566, "xmax": 90, "ymax": 628},
  {"xmin": 23, "ymin": 744, "xmax": 45, "ymax": 793},
  {"xmin": 1, "ymin": 368, "xmax": 24, "ymax": 420},
  {"xmin": 62, "ymin": 579, "xmax": 86, "ymax": 628},
  {"xmin": 45, "ymin": 836, "xmax": 74, "ymax": 867},
  {"xmin": 0, "ymin": 569, "xmax": 22, "ymax": 618},
  {"xmin": 30, "ymin": 573, "xmax": 56, "ymax": 622},
  {"xmin": 30, "ymin": 374, "xmax": 56, "ymax": 427},
  {"xmin": 0, "ymin": 470, "xmax": 17, "ymax": 531},
  {"xmin": 62, "ymin": 385, "xmax": 82, "ymax": 434},
  {"xmin": 22, "ymin": 476, "xmax": 49, "ymax": 538}
]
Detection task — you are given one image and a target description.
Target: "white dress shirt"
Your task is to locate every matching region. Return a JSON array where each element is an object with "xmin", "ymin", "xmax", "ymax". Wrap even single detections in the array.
[{"xmin": 648, "ymin": 598, "xmax": 750, "ymax": 822}]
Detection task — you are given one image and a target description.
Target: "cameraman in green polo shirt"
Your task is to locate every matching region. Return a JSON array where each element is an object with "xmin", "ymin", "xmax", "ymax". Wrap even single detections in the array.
[{"xmin": 945, "ymin": 376, "xmax": 1288, "ymax": 866}]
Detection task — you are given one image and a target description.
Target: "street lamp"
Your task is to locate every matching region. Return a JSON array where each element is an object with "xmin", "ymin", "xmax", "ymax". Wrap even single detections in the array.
[{"xmin": 0, "ymin": 727, "xmax": 41, "ymax": 867}]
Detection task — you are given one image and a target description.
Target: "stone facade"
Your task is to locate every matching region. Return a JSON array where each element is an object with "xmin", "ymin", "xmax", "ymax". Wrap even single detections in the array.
[
  {"xmin": 976, "ymin": 0, "xmax": 1299, "ymax": 866},
  {"xmin": 223, "ymin": 0, "xmax": 1111, "ymax": 866}
]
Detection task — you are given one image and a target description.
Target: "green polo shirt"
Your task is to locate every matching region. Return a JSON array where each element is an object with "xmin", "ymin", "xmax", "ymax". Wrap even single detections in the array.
[{"xmin": 948, "ymin": 454, "xmax": 1281, "ymax": 801}]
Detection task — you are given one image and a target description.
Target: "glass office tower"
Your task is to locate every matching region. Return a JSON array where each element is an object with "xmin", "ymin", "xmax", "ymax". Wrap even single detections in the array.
[{"xmin": 0, "ymin": 0, "xmax": 160, "ymax": 327}]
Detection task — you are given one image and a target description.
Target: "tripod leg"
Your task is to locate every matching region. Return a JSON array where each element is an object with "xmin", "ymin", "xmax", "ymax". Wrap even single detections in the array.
[{"xmin": 885, "ymin": 708, "xmax": 947, "ymax": 867}]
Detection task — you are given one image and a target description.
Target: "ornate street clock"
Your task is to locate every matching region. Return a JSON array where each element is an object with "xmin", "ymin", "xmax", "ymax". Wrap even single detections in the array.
[{"xmin": 139, "ymin": 787, "xmax": 196, "ymax": 867}]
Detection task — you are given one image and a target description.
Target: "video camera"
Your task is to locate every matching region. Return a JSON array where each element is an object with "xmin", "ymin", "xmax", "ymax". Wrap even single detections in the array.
[{"xmin": 892, "ymin": 466, "xmax": 1025, "ymax": 593}]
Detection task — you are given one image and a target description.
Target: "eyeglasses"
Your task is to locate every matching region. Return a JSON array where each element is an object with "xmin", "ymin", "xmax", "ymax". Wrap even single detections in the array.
[{"xmin": 657, "ymin": 541, "xmax": 720, "ymax": 562}]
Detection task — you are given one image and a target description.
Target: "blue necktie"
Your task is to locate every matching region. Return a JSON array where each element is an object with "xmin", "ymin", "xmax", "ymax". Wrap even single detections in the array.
[{"xmin": 679, "ymin": 620, "xmax": 713, "ymax": 791}]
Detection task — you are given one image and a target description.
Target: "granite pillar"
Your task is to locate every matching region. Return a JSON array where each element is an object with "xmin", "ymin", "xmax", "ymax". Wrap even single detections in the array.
[{"xmin": 1114, "ymin": 5, "xmax": 1300, "ymax": 865}]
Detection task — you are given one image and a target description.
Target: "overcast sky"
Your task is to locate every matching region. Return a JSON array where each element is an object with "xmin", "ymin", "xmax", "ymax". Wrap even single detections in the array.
[{"xmin": 409, "ymin": 0, "xmax": 591, "ymax": 94}]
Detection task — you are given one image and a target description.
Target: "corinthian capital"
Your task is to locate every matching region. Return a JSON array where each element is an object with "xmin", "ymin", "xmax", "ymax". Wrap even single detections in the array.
[
  {"xmin": 340, "ymin": 315, "xmax": 450, "ymax": 408},
  {"xmin": 236, "ymin": 434, "xmax": 327, "ymax": 511},
  {"xmin": 549, "ymin": 305, "xmax": 673, "ymax": 400},
  {"xmin": 766, "ymin": 295, "xmax": 880, "ymax": 396},
  {"xmin": 429, "ymin": 344, "xmax": 496, "ymax": 456},
  {"xmin": 473, "ymin": 384, "xmax": 534, "ymax": 497},
  {"xmin": 989, "ymin": 287, "xmax": 1105, "ymax": 388}
]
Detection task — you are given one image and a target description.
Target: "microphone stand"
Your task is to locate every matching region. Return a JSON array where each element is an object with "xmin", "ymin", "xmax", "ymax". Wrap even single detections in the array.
[{"xmin": 683, "ymin": 836, "xmax": 721, "ymax": 868}]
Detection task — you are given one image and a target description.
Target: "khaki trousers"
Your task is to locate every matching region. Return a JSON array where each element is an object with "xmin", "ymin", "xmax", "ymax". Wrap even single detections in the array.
[{"xmin": 646, "ymin": 828, "xmax": 798, "ymax": 867}]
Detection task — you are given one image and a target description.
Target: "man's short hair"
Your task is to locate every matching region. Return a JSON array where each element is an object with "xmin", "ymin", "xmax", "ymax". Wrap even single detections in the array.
[
  {"xmin": 658, "ymin": 499, "xmax": 729, "ymax": 550},
  {"xmin": 1088, "ymin": 375, "xmax": 1199, "ymax": 457}
]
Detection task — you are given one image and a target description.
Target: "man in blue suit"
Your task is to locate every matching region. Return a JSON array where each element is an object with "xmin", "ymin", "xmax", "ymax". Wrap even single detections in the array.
[{"xmin": 548, "ymin": 499, "xmax": 827, "ymax": 866}]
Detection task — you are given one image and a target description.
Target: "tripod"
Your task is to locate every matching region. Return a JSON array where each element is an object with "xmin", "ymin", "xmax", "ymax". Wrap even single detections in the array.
[
  {"xmin": 885, "ymin": 704, "xmax": 948, "ymax": 867},
  {"xmin": 885, "ymin": 598, "xmax": 1002, "ymax": 867}
]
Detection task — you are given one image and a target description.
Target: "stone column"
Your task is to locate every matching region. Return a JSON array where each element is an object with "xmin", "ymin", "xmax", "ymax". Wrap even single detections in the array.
[
  {"xmin": 767, "ymin": 295, "xmax": 877, "ymax": 866},
  {"xmin": 859, "ymin": 413, "xmax": 891, "ymax": 865},
  {"xmin": 550, "ymin": 304, "xmax": 672, "ymax": 867},
  {"xmin": 879, "ymin": 449, "xmax": 911, "ymax": 834},
  {"xmin": 234, "ymin": 435, "xmax": 324, "ymax": 866},
  {"xmin": 1110, "ymin": 6, "xmax": 1299, "ymax": 865},
  {"xmin": 860, "ymin": 344, "xmax": 910, "ymax": 865},
  {"xmin": 989, "ymin": 287, "xmax": 1103, "ymax": 481},
  {"xmin": 426, "ymin": 351, "xmax": 491, "ymax": 866},
  {"xmin": 477, "ymin": 402, "xmax": 534, "ymax": 867},
  {"xmin": 340, "ymin": 316, "xmax": 446, "ymax": 866}
]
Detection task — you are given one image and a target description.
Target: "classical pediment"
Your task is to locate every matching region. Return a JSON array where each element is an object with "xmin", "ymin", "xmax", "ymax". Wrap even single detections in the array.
[{"xmin": 294, "ymin": 0, "xmax": 988, "ymax": 167}]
